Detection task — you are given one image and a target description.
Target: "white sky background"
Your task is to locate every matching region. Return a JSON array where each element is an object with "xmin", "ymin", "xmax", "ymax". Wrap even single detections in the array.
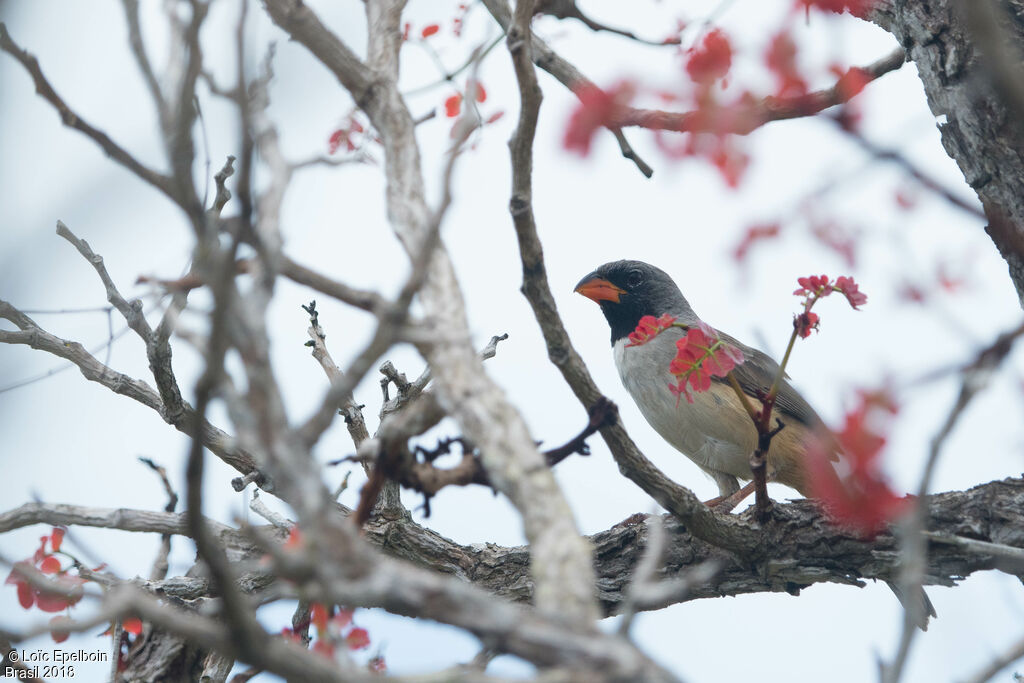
[{"xmin": 1, "ymin": 1, "xmax": 1023, "ymax": 681}]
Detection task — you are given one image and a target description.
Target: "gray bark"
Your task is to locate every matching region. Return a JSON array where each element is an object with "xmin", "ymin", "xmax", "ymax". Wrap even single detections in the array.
[{"xmin": 873, "ymin": 0, "xmax": 1024, "ymax": 304}]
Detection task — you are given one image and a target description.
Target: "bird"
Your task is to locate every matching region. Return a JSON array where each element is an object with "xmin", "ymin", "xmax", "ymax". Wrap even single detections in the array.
[{"xmin": 575, "ymin": 259, "xmax": 935, "ymax": 628}]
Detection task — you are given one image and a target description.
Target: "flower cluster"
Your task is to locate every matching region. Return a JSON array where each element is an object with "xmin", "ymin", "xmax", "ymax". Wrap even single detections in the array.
[
  {"xmin": 292, "ymin": 603, "xmax": 374, "ymax": 659},
  {"xmin": 668, "ymin": 323, "xmax": 745, "ymax": 403},
  {"xmin": 327, "ymin": 114, "xmax": 368, "ymax": 155},
  {"xmin": 685, "ymin": 29, "xmax": 732, "ymax": 84},
  {"xmin": 280, "ymin": 528, "xmax": 385, "ymax": 670},
  {"xmin": 808, "ymin": 388, "xmax": 909, "ymax": 537},
  {"xmin": 3, "ymin": 527, "xmax": 129, "ymax": 644},
  {"xmin": 625, "ymin": 314, "xmax": 677, "ymax": 346},
  {"xmin": 792, "ymin": 274, "xmax": 867, "ymax": 338}
]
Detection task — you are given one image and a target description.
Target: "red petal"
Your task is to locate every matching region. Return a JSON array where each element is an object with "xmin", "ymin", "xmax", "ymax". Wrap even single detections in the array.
[
  {"xmin": 444, "ymin": 94, "xmax": 462, "ymax": 118},
  {"xmin": 346, "ymin": 627, "xmax": 371, "ymax": 650},
  {"xmin": 474, "ymin": 83, "xmax": 487, "ymax": 103},
  {"xmin": 17, "ymin": 581, "xmax": 34, "ymax": 609},
  {"xmin": 50, "ymin": 616, "xmax": 71, "ymax": 643},
  {"xmin": 332, "ymin": 608, "xmax": 353, "ymax": 628},
  {"xmin": 421, "ymin": 24, "xmax": 440, "ymax": 38},
  {"xmin": 51, "ymin": 528, "xmax": 65, "ymax": 553},
  {"xmin": 311, "ymin": 603, "xmax": 329, "ymax": 632},
  {"xmin": 40, "ymin": 556, "xmax": 62, "ymax": 574},
  {"xmin": 122, "ymin": 618, "xmax": 143, "ymax": 635},
  {"xmin": 35, "ymin": 592, "xmax": 69, "ymax": 613},
  {"xmin": 313, "ymin": 639, "xmax": 336, "ymax": 658}
]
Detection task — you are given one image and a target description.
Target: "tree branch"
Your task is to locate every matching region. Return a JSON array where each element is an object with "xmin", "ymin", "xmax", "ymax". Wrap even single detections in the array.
[{"xmin": 0, "ymin": 23, "xmax": 176, "ymax": 201}]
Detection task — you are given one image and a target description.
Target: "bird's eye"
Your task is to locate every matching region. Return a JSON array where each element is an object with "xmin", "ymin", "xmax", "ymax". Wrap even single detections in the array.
[{"xmin": 626, "ymin": 269, "xmax": 644, "ymax": 287}]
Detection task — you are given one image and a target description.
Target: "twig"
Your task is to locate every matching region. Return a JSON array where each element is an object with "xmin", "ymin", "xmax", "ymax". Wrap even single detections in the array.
[
  {"xmin": 0, "ymin": 23, "xmax": 175, "ymax": 198},
  {"xmin": 883, "ymin": 320, "xmax": 1024, "ymax": 683},
  {"xmin": 617, "ymin": 514, "xmax": 667, "ymax": 637},
  {"xmin": 139, "ymin": 457, "xmax": 178, "ymax": 581},
  {"xmin": 281, "ymin": 255, "xmax": 391, "ymax": 315},
  {"xmin": 480, "ymin": 0, "xmax": 654, "ymax": 178},
  {"xmin": 922, "ymin": 531, "xmax": 1024, "ymax": 571},
  {"xmin": 249, "ymin": 491, "xmax": 292, "ymax": 531},
  {"xmin": 830, "ymin": 117, "xmax": 985, "ymax": 220},
  {"xmin": 535, "ymin": 0, "xmax": 681, "ymax": 47},
  {"xmin": 302, "ymin": 300, "xmax": 370, "ymax": 449},
  {"xmin": 961, "ymin": 632, "xmax": 1024, "ymax": 683}
]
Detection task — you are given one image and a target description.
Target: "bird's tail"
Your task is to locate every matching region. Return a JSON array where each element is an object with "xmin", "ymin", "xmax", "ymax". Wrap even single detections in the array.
[{"xmin": 886, "ymin": 580, "xmax": 936, "ymax": 631}]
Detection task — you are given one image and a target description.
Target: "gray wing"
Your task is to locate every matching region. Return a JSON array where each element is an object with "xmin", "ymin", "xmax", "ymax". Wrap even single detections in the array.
[{"xmin": 714, "ymin": 330, "xmax": 824, "ymax": 429}]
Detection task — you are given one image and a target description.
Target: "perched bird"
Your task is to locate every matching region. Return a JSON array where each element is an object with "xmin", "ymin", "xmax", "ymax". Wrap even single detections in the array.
[
  {"xmin": 575, "ymin": 259, "xmax": 935, "ymax": 627},
  {"xmin": 574, "ymin": 259, "xmax": 830, "ymax": 503}
]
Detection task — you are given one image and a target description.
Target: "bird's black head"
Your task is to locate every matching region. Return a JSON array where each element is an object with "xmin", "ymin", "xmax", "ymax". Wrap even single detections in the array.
[{"xmin": 575, "ymin": 260, "xmax": 696, "ymax": 345}]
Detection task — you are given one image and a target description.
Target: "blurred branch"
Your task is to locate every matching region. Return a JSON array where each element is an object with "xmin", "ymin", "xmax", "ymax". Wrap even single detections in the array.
[
  {"xmin": 497, "ymin": 0, "xmax": 756, "ymax": 555},
  {"xmin": 0, "ymin": 23, "xmax": 176, "ymax": 201},
  {"xmin": 962, "ymin": 632, "xmax": 1024, "ymax": 683},
  {"xmin": 884, "ymin": 319, "xmax": 1024, "ymax": 683},
  {"xmin": 481, "ymin": 0, "xmax": 654, "ymax": 177},
  {"xmin": 535, "ymin": 0, "xmax": 681, "ymax": 46},
  {"xmin": 618, "ymin": 47, "xmax": 907, "ymax": 134},
  {"xmin": 830, "ymin": 117, "xmax": 986, "ymax": 220},
  {"xmin": 0, "ymin": 299, "xmax": 263, "ymax": 486}
]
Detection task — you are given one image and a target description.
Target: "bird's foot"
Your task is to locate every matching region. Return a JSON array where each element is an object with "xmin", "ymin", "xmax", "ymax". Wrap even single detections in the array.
[{"xmin": 704, "ymin": 480, "xmax": 757, "ymax": 513}]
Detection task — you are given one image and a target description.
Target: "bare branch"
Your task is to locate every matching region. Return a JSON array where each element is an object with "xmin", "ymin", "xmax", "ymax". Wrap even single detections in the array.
[
  {"xmin": 0, "ymin": 299, "xmax": 262, "ymax": 484},
  {"xmin": 481, "ymin": 0, "xmax": 653, "ymax": 177},
  {"xmin": 962, "ymin": 632, "xmax": 1024, "ymax": 683},
  {"xmin": 0, "ymin": 23, "xmax": 176, "ymax": 200}
]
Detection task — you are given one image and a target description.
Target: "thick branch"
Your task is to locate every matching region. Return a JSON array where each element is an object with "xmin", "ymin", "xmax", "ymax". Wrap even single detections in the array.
[{"xmin": 3, "ymin": 478, "xmax": 1021, "ymax": 616}]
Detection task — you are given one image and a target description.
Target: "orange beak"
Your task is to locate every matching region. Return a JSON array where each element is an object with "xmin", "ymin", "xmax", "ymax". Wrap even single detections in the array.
[{"xmin": 574, "ymin": 275, "xmax": 625, "ymax": 303}]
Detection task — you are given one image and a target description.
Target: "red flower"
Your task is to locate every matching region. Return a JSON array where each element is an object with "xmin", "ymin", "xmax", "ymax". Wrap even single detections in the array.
[
  {"xmin": 794, "ymin": 311, "xmax": 820, "ymax": 338},
  {"xmin": 809, "ymin": 387, "xmax": 907, "ymax": 537},
  {"xmin": 311, "ymin": 603, "xmax": 329, "ymax": 632},
  {"xmin": 332, "ymin": 608, "xmax": 354, "ymax": 629},
  {"xmin": 765, "ymin": 31, "xmax": 807, "ymax": 97},
  {"xmin": 835, "ymin": 276, "xmax": 867, "ymax": 309},
  {"xmin": 346, "ymin": 627, "xmax": 371, "ymax": 650},
  {"xmin": 34, "ymin": 575, "xmax": 86, "ymax": 613},
  {"xmin": 793, "ymin": 274, "xmax": 833, "ymax": 297},
  {"xmin": 122, "ymin": 618, "xmax": 143, "ymax": 636},
  {"xmin": 667, "ymin": 324, "xmax": 743, "ymax": 404},
  {"xmin": 469, "ymin": 80, "xmax": 487, "ymax": 103},
  {"xmin": 50, "ymin": 528, "xmax": 65, "ymax": 553},
  {"xmin": 444, "ymin": 93, "xmax": 462, "ymax": 118},
  {"xmin": 312, "ymin": 639, "xmax": 336, "ymax": 659},
  {"xmin": 40, "ymin": 556, "xmax": 61, "ymax": 574},
  {"xmin": 686, "ymin": 29, "xmax": 732, "ymax": 84},
  {"xmin": 563, "ymin": 81, "xmax": 635, "ymax": 156},
  {"xmin": 626, "ymin": 314, "xmax": 677, "ymax": 347}
]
